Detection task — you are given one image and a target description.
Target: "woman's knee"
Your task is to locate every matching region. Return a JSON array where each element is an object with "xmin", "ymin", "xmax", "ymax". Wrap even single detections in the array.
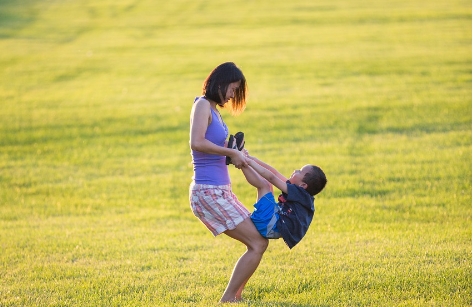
[{"xmin": 249, "ymin": 237, "xmax": 268, "ymax": 254}]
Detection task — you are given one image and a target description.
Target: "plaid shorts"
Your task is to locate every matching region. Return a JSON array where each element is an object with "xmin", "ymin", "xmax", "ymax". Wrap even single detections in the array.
[{"xmin": 189, "ymin": 182, "xmax": 250, "ymax": 236}]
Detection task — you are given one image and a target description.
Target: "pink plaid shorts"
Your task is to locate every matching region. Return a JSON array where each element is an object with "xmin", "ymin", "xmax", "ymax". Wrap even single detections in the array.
[{"xmin": 189, "ymin": 182, "xmax": 250, "ymax": 236}]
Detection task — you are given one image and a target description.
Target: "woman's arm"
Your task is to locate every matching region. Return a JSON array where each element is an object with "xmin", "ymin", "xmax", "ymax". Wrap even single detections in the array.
[{"xmin": 190, "ymin": 99, "xmax": 246, "ymax": 167}]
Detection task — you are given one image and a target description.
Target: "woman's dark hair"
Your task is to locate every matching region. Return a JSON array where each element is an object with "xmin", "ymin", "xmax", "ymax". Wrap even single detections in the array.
[
  {"xmin": 303, "ymin": 165, "xmax": 327, "ymax": 196},
  {"xmin": 202, "ymin": 62, "xmax": 247, "ymax": 115}
]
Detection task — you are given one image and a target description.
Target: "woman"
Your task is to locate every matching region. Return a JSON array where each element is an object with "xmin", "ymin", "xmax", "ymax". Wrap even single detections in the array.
[{"xmin": 189, "ymin": 62, "xmax": 269, "ymax": 303}]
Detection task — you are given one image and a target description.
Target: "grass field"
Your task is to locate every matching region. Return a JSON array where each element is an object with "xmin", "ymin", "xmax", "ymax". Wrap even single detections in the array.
[{"xmin": 0, "ymin": 0, "xmax": 471, "ymax": 306}]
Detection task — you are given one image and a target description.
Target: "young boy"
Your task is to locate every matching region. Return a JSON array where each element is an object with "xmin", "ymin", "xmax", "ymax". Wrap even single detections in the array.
[{"xmin": 241, "ymin": 150, "xmax": 327, "ymax": 249}]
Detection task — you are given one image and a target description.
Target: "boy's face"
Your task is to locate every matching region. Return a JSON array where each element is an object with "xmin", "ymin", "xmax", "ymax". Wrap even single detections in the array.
[{"xmin": 289, "ymin": 164, "xmax": 313, "ymax": 187}]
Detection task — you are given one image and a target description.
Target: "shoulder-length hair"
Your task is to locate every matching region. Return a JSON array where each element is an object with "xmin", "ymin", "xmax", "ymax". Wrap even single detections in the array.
[{"xmin": 202, "ymin": 62, "xmax": 247, "ymax": 115}]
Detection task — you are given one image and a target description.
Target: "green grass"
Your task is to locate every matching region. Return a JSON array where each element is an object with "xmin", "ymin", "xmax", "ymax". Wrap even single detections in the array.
[{"xmin": 0, "ymin": 0, "xmax": 471, "ymax": 306}]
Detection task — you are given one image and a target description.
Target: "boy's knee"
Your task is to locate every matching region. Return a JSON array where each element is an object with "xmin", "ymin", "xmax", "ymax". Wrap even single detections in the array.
[
  {"xmin": 256, "ymin": 181, "xmax": 272, "ymax": 199},
  {"xmin": 255, "ymin": 176, "xmax": 269, "ymax": 190}
]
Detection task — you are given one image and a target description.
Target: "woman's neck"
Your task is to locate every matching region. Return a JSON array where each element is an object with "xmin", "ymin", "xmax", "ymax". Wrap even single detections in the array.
[{"xmin": 208, "ymin": 99, "xmax": 221, "ymax": 111}]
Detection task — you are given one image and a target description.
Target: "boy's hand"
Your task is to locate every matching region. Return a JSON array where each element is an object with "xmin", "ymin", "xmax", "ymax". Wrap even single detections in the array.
[{"xmin": 231, "ymin": 151, "xmax": 247, "ymax": 169}]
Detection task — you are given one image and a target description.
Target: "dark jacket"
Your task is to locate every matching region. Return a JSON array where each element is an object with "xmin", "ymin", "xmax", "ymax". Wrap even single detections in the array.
[{"xmin": 276, "ymin": 182, "xmax": 315, "ymax": 249}]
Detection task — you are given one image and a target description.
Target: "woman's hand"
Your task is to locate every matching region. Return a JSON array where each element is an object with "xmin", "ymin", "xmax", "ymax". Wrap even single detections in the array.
[{"xmin": 230, "ymin": 151, "xmax": 247, "ymax": 169}]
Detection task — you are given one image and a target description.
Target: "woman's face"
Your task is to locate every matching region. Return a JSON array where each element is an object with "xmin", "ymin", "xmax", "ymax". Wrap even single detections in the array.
[{"xmin": 220, "ymin": 81, "xmax": 241, "ymax": 105}]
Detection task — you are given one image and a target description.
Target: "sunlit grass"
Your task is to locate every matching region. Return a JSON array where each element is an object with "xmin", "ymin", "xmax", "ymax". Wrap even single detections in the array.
[{"xmin": 0, "ymin": 0, "xmax": 471, "ymax": 306}]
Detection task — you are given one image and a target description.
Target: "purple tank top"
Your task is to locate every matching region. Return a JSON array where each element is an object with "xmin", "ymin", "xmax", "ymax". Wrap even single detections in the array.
[{"xmin": 191, "ymin": 97, "xmax": 230, "ymax": 185}]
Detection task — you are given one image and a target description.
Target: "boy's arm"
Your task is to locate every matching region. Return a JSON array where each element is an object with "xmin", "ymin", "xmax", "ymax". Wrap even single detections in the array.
[
  {"xmin": 245, "ymin": 153, "xmax": 287, "ymax": 182},
  {"xmin": 246, "ymin": 158, "xmax": 288, "ymax": 194}
]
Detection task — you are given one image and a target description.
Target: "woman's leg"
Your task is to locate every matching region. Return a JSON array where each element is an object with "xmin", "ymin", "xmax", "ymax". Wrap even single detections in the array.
[
  {"xmin": 234, "ymin": 277, "xmax": 250, "ymax": 301},
  {"xmin": 220, "ymin": 218, "xmax": 269, "ymax": 302}
]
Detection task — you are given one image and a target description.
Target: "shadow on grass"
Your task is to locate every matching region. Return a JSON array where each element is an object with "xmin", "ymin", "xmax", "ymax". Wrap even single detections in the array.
[{"xmin": 0, "ymin": 0, "xmax": 39, "ymax": 37}]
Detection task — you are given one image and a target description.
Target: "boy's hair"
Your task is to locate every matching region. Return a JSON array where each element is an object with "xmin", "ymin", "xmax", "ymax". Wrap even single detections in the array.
[
  {"xmin": 202, "ymin": 62, "xmax": 247, "ymax": 115},
  {"xmin": 303, "ymin": 165, "xmax": 327, "ymax": 196}
]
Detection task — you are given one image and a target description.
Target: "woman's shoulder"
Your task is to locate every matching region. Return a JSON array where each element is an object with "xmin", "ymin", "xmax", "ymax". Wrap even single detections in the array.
[
  {"xmin": 194, "ymin": 96, "xmax": 209, "ymax": 105},
  {"xmin": 193, "ymin": 96, "xmax": 211, "ymax": 109},
  {"xmin": 191, "ymin": 96, "xmax": 212, "ymax": 116}
]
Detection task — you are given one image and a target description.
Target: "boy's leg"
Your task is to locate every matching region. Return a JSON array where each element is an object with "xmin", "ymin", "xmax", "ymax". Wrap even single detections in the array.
[
  {"xmin": 243, "ymin": 164, "xmax": 277, "ymax": 242},
  {"xmin": 241, "ymin": 164, "xmax": 272, "ymax": 202}
]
